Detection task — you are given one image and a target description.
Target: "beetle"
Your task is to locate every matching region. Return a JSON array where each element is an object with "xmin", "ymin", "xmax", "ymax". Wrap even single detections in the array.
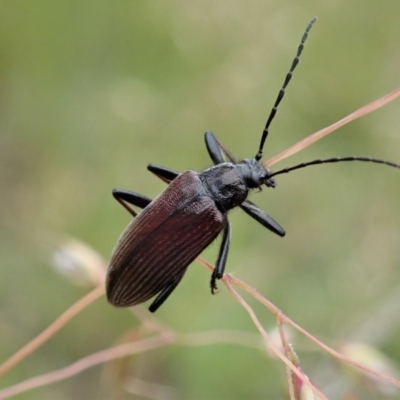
[{"xmin": 106, "ymin": 17, "xmax": 400, "ymax": 312}]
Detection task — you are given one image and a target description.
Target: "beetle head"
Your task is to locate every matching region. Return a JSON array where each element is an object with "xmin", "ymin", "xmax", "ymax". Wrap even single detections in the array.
[{"xmin": 238, "ymin": 158, "xmax": 277, "ymax": 189}]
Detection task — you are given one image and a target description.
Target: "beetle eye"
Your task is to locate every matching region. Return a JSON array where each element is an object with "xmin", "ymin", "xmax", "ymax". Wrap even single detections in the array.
[{"xmin": 250, "ymin": 171, "xmax": 262, "ymax": 187}]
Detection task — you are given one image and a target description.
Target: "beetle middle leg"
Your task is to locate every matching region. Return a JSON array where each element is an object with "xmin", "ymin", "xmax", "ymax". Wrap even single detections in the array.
[
  {"xmin": 210, "ymin": 220, "xmax": 231, "ymax": 293},
  {"xmin": 148, "ymin": 270, "xmax": 186, "ymax": 313},
  {"xmin": 147, "ymin": 163, "xmax": 179, "ymax": 183},
  {"xmin": 112, "ymin": 189, "xmax": 152, "ymax": 217}
]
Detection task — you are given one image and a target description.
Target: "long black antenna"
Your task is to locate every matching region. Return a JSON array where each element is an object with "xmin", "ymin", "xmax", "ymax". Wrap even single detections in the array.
[
  {"xmin": 255, "ymin": 17, "xmax": 317, "ymax": 162},
  {"xmin": 268, "ymin": 156, "xmax": 400, "ymax": 178}
]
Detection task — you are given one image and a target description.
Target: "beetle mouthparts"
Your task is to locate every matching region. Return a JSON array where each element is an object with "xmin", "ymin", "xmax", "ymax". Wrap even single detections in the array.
[{"xmin": 264, "ymin": 175, "xmax": 277, "ymax": 188}]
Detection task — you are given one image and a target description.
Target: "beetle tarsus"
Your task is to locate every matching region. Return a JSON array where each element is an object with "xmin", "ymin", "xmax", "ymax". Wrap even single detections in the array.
[{"xmin": 210, "ymin": 272, "xmax": 220, "ymax": 294}]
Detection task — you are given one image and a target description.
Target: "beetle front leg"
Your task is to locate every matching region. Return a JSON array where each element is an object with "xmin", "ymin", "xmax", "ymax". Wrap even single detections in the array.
[
  {"xmin": 205, "ymin": 131, "xmax": 225, "ymax": 164},
  {"xmin": 147, "ymin": 163, "xmax": 179, "ymax": 184},
  {"xmin": 112, "ymin": 189, "xmax": 152, "ymax": 217},
  {"xmin": 211, "ymin": 220, "xmax": 231, "ymax": 293},
  {"xmin": 240, "ymin": 200, "xmax": 285, "ymax": 237},
  {"xmin": 148, "ymin": 270, "xmax": 186, "ymax": 313},
  {"xmin": 205, "ymin": 131, "xmax": 237, "ymax": 165}
]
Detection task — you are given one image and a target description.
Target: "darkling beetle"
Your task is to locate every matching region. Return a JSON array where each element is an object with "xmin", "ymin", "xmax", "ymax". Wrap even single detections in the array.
[{"xmin": 106, "ymin": 17, "xmax": 400, "ymax": 312}]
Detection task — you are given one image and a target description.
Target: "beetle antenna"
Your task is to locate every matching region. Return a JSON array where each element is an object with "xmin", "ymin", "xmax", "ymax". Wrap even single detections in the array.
[
  {"xmin": 268, "ymin": 156, "xmax": 400, "ymax": 178},
  {"xmin": 255, "ymin": 17, "xmax": 317, "ymax": 162}
]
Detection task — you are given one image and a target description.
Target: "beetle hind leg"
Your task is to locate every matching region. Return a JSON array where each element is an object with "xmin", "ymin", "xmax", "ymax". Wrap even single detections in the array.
[
  {"xmin": 210, "ymin": 220, "xmax": 231, "ymax": 293},
  {"xmin": 148, "ymin": 270, "xmax": 186, "ymax": 313}
]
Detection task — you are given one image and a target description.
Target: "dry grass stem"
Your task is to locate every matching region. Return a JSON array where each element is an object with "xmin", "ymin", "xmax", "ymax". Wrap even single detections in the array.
[
  {"xmin": 0, "ymin": 285, "xmax": 104, "ymax": 379},
  {"xmin": 0, "ymin": 334, "xmax": 171, "ymax": 400},
  {"xmin": 221, "ymin": 271, "xmax": 400, "ymax": 390},
  {"xmin": 223, "ymin": 277, "xmax": 327, "ymax": 400},
  {"xmin": 265, "ymin": 87, "xmax": 400, "ymax": 167},
  {"xmin": 0, "ymin": 328, "xmax": 271, "ymax": 399}
]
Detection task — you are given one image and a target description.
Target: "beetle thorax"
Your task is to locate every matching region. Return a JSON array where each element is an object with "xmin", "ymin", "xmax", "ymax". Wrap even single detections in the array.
[{"xmin": 200, "ymin": 163, "xmax": 249, "ymax": 211}]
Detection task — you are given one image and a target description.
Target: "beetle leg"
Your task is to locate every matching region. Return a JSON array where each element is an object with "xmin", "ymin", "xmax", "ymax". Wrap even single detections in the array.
[
  {"xmin": 210, "ymin": 220, "xmax": 231, "ymax": 293},
  {"xmin": 112, "ymin": 189, "xmax": 152, "ymax": 217},
  {"xmin": 147, "ymin": 163, "xmax": 179, "ymax": 184},
  {"xmin": 240, "ymin": 200, "xmax": 285, "ymax": 237},
  {"xmin": 148, "ymin": 270, "xmax": 186, "ymax": 313},
  {"xmin": 205, "ymin": 131, "xmax": 237, "ymax": 165},
  {"xmin": 205, "ymin": 131, "xmax": 225, "ymax": 164}
]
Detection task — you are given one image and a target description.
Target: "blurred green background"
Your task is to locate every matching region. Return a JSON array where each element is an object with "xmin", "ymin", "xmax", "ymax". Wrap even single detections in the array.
[{"xmin": 1, "ymin": 1, "xmax": 400, "ymax": 399}]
